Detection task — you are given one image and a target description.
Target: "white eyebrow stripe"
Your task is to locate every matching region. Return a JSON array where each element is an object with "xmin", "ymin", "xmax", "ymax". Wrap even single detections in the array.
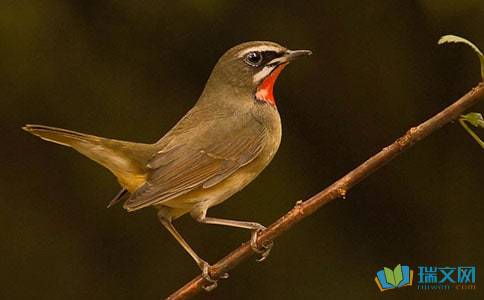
[
  {"xmin": 253, "ymin": 65, "xmax": 276, "ymax": 83},
  {"xmin": 237, "ymin": 45, "xmax": 282, "ymax": 57}
]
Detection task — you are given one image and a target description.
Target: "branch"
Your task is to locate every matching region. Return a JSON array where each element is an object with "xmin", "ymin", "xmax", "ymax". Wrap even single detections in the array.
[{"xmin": 167, "ymin": 82, "xmax": 484, "ymax": 299}]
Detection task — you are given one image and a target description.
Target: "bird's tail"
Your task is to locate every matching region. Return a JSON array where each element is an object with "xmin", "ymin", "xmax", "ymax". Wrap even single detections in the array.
[
  {"xmin": 24, "ymin": 124, "xmax": 104, "ymax": 148},
  {"xmin": 23, "ymin": 124, "xmax": 152, "ymax": 192}
]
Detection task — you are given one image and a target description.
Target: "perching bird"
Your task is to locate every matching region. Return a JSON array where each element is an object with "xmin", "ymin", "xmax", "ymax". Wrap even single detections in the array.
[{"xmin": 23, "ymin": 41, "xmax": 311, "ymax": 289}]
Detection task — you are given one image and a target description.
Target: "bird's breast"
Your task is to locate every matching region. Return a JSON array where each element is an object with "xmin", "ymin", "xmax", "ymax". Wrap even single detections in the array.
[{"xmin": 161, "ymin": 106, "xmax": 282, "ymax": 215}]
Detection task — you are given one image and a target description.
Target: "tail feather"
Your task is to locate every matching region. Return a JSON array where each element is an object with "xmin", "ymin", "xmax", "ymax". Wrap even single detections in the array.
[
  {"xmin": 23, "ymin": 124, "xmax": 153, "ymax": 192},
  {"xmin": 23, "ymin": 124, "xmax": 102, "ymax": 147},
  {"xmin": 108, "ymin": 188, "xmax": 128, "ymax": 208}
]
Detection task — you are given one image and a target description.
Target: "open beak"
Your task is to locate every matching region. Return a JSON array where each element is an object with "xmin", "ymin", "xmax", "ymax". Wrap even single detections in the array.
[{"xmin": 268, "ymin": 49, "xmax": 312, "ymax": 66}]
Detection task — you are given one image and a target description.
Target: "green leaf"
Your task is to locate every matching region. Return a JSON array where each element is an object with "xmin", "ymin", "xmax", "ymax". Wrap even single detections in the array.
[
  {"xmin": 439, "ymin": 35, "xmax": 483, "ymax": 57},
  {"xmin": 461, "ymin": 112, "xmax": 484, "ymax": 128},
  {"xmin": 393, "ymin": 264, "xmax": 403, "ymax": 287},
  {"xmin": 459, "ymin": 114, "xmax": 484, "ymax": 149},
  {"xmin": 384, "ymin": 267, "xmax": 396, "ymax": 287},
  {"xmin": 439, "ymin": 35, "xmax": 484, "ymax": 149},
  {"xmin": 438, "ymin": 35, "xmax": 484, "ymax": 80}
]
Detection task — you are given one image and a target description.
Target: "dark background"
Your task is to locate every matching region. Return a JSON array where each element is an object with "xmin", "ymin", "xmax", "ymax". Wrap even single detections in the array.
[{"xmin": 1, "ymin": 1, "xmax": 483, "ymax": 299}]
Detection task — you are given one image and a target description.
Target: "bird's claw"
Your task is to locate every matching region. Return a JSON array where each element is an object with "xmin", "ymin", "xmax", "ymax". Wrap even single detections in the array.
[
  {"xmin": 199, "ymin": 261, "xmax": 229, "ymax": 292},
  {"xmin": 250, "ymin": 226, "xmax": 273, "ymax": 262},
  {"xmin": 200, "ymin": 262, "xmax": 217, "ymax": 291}
]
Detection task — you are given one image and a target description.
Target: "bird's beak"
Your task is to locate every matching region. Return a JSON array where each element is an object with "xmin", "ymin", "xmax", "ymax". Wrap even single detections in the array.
[
  {"xmin": 284, "ymin": 49, "xmax": 312, "ymax": 61},
  {"xmin": 267, "ymin": 49, "xmax": 312, "ymax": 66}
]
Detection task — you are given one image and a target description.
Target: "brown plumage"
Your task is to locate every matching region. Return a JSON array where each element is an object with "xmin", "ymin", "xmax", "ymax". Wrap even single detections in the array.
[{"xmin": 23, "ymin": 41, "xmax": 311, "ymax": 288}]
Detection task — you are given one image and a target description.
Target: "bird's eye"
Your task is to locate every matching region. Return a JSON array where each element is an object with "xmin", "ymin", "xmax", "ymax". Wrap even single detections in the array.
[{"xmin": 244, "ymin": 52, "xmax": 263, "ymax": 67}]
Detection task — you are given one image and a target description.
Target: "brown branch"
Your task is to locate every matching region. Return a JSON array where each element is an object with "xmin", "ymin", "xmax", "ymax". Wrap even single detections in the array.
[{"xmin": 167, "ymin": 82, "xmax": 484, "ymax": 300}]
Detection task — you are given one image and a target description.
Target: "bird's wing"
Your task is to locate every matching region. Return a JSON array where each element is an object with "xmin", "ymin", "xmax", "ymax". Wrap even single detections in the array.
[{"xmin": 123, "ymin": 110, "xmax": 267, "ymax": 211}]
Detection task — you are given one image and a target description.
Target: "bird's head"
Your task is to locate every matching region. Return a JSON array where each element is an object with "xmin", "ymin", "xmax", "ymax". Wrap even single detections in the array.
[{"xmin": 204, "ymin": 41, "xmax": 311, "ymax": 107}]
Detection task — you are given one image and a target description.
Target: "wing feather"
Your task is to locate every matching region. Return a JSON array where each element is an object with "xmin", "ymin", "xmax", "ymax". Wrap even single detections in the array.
[{"xmin": 124, "ymin": 112, "xmax": 267, "ymax": 211}]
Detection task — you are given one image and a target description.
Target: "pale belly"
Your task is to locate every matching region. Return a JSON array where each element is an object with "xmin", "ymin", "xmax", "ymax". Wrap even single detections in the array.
[{"xmin": 158, "ymin": 134, "xmax": 280, "ymax": 219}]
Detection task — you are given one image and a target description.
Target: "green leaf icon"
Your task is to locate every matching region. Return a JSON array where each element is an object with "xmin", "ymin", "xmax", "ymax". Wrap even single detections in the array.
[
  {"xmin": 393, "ymin": 264, "xmax": 403, "ymax": 287},
  {"xmin": 383, "ymin": 264, "xmax": 404, "ymax": 287},
  {"xmin": 384, "ymin": 267, "xmax": 396, "ymax": 287}
]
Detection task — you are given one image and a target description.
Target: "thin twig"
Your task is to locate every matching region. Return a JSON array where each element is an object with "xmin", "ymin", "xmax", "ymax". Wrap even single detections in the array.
[{"xmin": 167, "ymin": 82, "xmax": 484, "ymax": 300}]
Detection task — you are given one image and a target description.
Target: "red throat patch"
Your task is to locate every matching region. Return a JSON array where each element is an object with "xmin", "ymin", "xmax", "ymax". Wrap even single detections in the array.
[{"xmin": 255, "ymin": 63, "xmax": 287, "ymax": 106}]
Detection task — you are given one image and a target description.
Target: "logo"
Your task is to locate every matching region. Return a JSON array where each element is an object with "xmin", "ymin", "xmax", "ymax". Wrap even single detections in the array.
[
  {"xmin": 375, "ymin": 264, "xmax": 413, "ymax": 291},
  {"xmin": 417, "ymin": 266, "xmax": 476, "ymax": 291},
  {"xmin": 374, "ymin": 265, "xmax": 477, "ymax": 292}
]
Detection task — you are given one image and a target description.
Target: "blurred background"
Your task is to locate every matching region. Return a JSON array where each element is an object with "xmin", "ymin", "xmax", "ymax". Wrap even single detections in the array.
[{"xmin": 1, "ymin": 1, "xmax": 483, "ymax": 299}]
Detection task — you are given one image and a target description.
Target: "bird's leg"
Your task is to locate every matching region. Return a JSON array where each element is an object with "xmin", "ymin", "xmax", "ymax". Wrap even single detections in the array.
[
  {"xmin": 158, "ymin": 212, "xmax": 223, "ymax": 291},
  {"xmin": 192, "ymin": 212, "xmax": 274, "ymax": 262}
]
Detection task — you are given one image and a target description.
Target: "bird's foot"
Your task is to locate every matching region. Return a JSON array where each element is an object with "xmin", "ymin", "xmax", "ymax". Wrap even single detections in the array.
[
  {"xmin": 250, "ymin": 225, "xmax": 273, "ymax": 262},
  {"xmin": 199, "ymin": 260, "xmax": 229, "ymax": 292}
]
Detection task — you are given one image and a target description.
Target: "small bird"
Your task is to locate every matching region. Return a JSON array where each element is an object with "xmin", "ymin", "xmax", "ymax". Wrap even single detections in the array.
[{"xmin": 23, "ymin": 41, "xmax": 311, "ymax": 289}]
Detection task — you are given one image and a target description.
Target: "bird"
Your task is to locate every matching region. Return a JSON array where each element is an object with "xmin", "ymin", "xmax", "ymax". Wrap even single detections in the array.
[{"xmin": 23, "ymin": 41, "xmax": 311, "ymax": 289}]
